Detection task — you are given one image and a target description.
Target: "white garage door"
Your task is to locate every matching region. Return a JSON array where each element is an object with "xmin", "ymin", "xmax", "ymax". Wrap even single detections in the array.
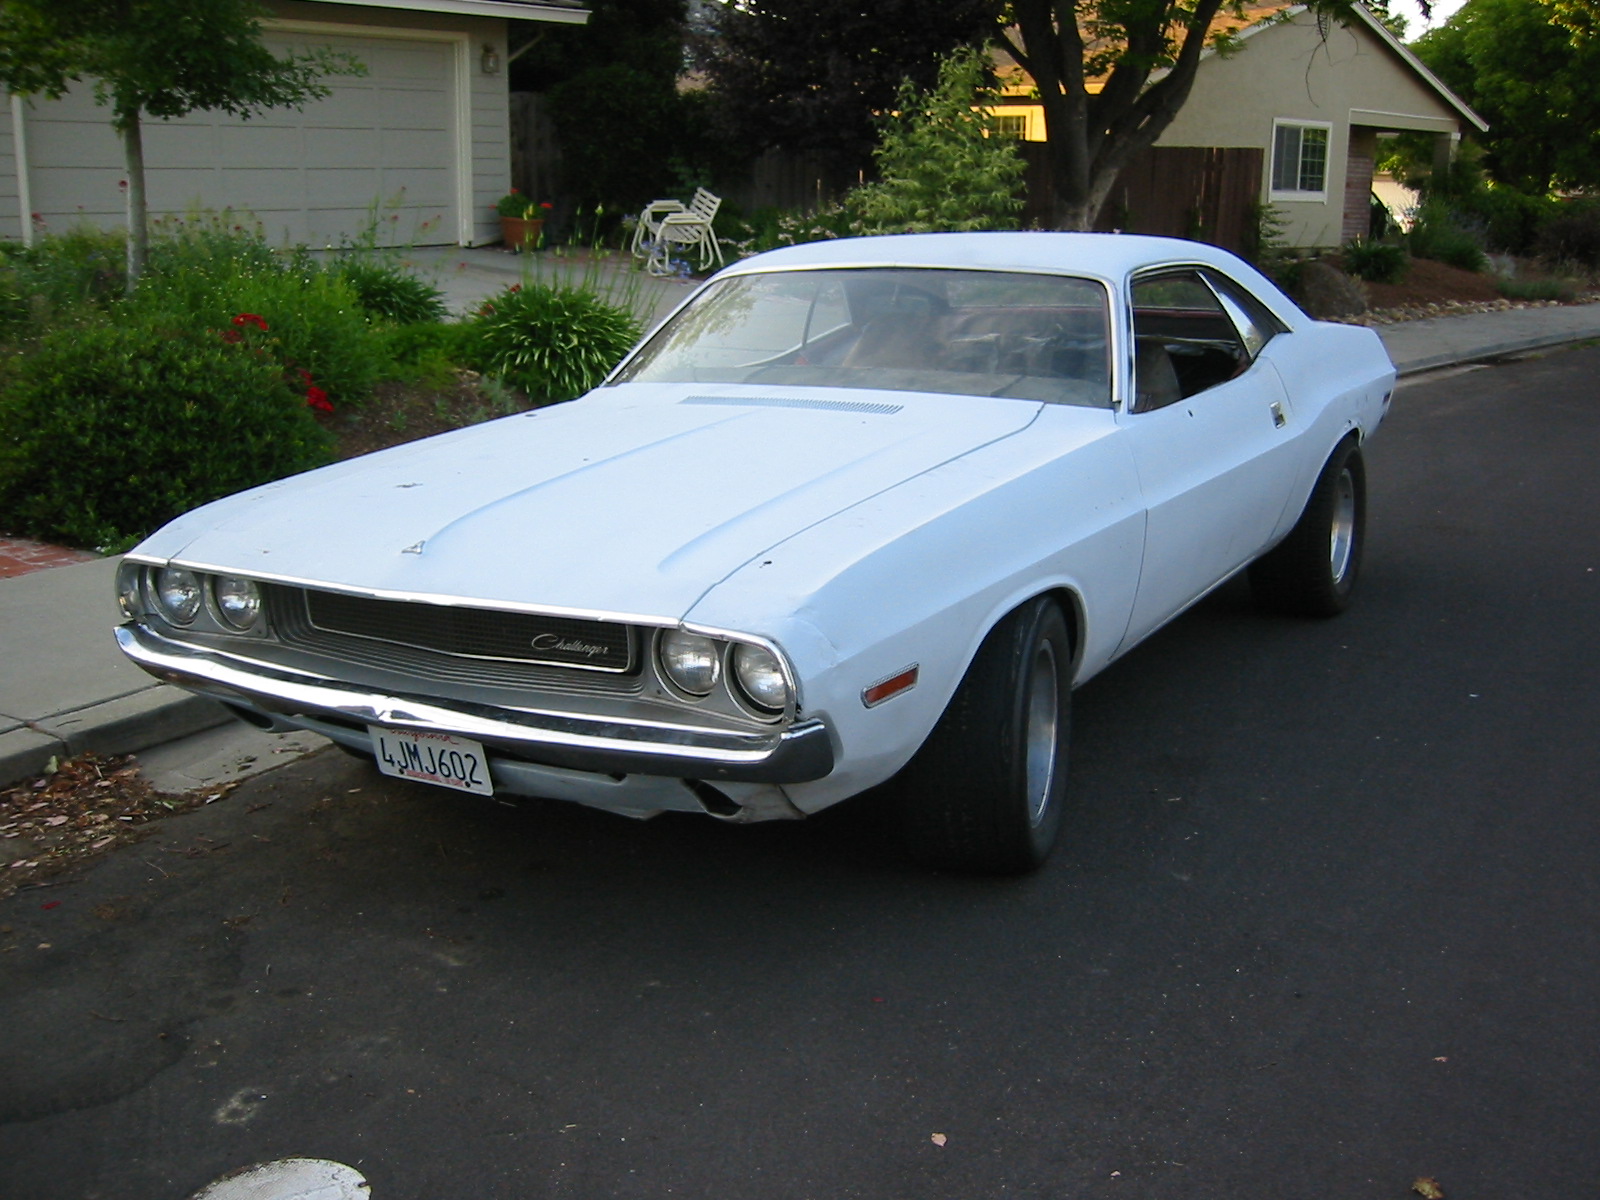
[{"xmin": 141, "ymin": 30, "xmax": 460, "ymax": 247}]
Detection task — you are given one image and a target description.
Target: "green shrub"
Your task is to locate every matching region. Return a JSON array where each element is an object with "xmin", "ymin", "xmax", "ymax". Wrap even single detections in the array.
[
  {"xmin": 1534, "ymin": 203, "xmax": 1600, "ymax": 270},
  {"xmin": 139, "ymin": 261, "xmax": 387, "ymax": 407},
  {"xmin": 468, "ymin": 282, "xmax": 641, "ymax": 403},
  {"xmin": 378, "ymin": 321, "xmax": 475, "ymax": 387},
  {"xmin": 0, "ymin": 311, "xmax": 332, "ymax": 549},
  {"xmin": 1473, "ymin": 188, "xmax": 1561, "ymax": 256},
  {"xmin": 143, "ymin": 211, "xmax": 279, "ymax": 280},
  {"xmin": 329, "ymin": 255, "xmax": 448, "ymax": 324},
  {"xmin": 852, "ymin": 47, "xmax": 1026, "ymax": 234},
  {"xmin": 1497, "ymin": 276, "xmax": 1578, "ymax": 302},
  {"xmin": 0, "ymin": 226, "xmax": 126, "ymax": 325},
  {"xmin": 1408, "ymin": 200, "xmax": 1488, "ymax": 272},
  {"xmin": 1340, "ymin": 238, "xmax": 1409, "ymax": 284}
]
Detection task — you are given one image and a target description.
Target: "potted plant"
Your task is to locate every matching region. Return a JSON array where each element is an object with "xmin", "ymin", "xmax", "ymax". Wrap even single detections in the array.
[{"xmin": 496, "ymin": 189, "xmax": 553, "ymax": 251}]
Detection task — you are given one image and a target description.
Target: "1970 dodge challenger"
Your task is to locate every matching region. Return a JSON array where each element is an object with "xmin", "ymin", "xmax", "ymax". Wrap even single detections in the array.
[{"xmin": 115, "ymin": 233, "xmax": 1395, "ymax": 872}]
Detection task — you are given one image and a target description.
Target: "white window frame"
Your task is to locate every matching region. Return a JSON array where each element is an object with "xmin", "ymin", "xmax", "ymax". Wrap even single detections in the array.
[{"xmin": 1269, "ymin": 119, "xmax": 1333, "ymax": 201}]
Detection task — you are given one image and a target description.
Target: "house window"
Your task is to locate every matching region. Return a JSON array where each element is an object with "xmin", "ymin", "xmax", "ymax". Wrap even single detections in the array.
[
  {"xmin": 1271, "ymin": 122, "xmax": 1330, "ymax": 196},
  {"xmin": 992, "ymin": 114, "xmax": 1028, "ymax": 139}
]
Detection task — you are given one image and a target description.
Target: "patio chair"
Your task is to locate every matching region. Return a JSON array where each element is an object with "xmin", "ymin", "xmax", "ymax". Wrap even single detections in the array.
[{"xmin": 634, "ymin": 188, "xmax": 724, "ymax": 274}]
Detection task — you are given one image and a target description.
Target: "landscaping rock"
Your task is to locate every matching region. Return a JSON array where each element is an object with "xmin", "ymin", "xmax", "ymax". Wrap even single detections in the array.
[{"xmin": 1295, "ymin": 259, "xmax": 1368, "ymax": 319}]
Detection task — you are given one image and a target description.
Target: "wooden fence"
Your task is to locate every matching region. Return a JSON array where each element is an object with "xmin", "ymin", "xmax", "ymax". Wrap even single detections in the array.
[{"xmin": 1022, "ymin": 143, "xmax": 1264, "ymax": 253}]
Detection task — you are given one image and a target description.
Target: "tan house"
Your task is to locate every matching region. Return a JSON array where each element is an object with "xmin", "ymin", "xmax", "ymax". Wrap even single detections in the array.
[
  {"xmin": 0, "ymin": 0, "xmax": 587, "ymax": 249},
  {"xmin": 993, "ymin": 4, "xmax": 1486, "ymax": 248}
]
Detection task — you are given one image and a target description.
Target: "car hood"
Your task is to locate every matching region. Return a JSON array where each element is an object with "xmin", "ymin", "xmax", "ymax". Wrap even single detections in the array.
[{"xmin": 141, "ymin": 382, "xmax": 1043, "ymax": 621}]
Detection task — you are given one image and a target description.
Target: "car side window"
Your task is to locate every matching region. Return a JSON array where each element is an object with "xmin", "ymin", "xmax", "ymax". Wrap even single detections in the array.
[
  {"xmin": 1202, "ymin": 270, "xmax": 1284, "ymax": 359},
  {"xmin": 1130, "ymin": 269, "xmax": 1260, "ymax": 411}
]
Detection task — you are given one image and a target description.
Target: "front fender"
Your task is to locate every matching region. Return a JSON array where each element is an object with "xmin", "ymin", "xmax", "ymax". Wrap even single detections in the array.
[{"xmin": 688, "ymin": 405, "xmax": 1145, "ymax": 811}]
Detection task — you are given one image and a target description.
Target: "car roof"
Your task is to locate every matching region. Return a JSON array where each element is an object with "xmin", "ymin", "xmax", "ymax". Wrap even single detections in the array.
[
  {"xmin": 724, "ymin": 231, "xmax": 1238, "ymax": 279},
  {"xmin": 716, "ymin": 232, "xmax": 1306, "ymax": 327}
]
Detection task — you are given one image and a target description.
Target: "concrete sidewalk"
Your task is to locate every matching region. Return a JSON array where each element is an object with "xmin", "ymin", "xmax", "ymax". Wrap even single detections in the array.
[{"xmin": 3, "ymin": 295, "xmax": 1599, "ymax": 789}]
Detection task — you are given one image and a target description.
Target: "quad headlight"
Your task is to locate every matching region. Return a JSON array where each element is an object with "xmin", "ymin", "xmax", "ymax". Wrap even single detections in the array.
[
  {"xmin": 152, "ymin": 567, "xmax": 203, "ymax": 625},
  {"xmin": 732, "ymin": 643, "xmax": 789, "ymax": 712},
  {"xmin": 659, "ymin": 629, "xmax": 723, "ymax": 696},
  {"xmin": 121, "ymin": 564, "xmax": 270, "ymax": 637},
  {"xmin": 212, "ymin": 575, "xmax": 263, "ymax": 632},
  {"xmin": 656, "ymin": 629, "xmax": 794, "ymax": 716}
]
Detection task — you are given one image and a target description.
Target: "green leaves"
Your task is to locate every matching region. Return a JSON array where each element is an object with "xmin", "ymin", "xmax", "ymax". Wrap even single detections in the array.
[
  {"xmin": 468, "ymin": 283, "xmax": 642, "ymax": 404},
  {"xmin": 853, "ymin": 47, "xmax": 1026, "ymax": 235},
  {"xmin": 0, "ymin": 0, "xmax": 364, "ymax": 120}
]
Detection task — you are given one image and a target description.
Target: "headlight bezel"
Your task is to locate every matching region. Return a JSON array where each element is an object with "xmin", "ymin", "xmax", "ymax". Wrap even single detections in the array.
[
  {"xmin": 653, "ymin": 627, "xmax": 796, "ymax": 722},
  {"xmin": 124, "ymin": 562, "xmax": 272, "ymax": 639}
]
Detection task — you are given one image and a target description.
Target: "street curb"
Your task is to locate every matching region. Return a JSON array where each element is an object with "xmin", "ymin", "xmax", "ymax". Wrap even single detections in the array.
[
  {"xmin": 1392, "ymin": 328, "xmax": 1600, "ymax": 376},
  {"xmin": 0, "ymin": 688, "xmax": 233, "ymax": 786}
]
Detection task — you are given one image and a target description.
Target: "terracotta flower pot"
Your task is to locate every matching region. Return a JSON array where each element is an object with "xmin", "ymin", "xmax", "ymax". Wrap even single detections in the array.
[{"xmin": 500, "ymin": 216, "xmax": 545, "ymax": 251}]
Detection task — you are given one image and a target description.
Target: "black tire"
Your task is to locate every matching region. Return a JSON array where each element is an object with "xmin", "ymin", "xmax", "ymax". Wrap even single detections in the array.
[
  {"xmin": 898, "ymin": 596, "xmax": 1072, "ymax": 874},
  {"xmin": 1249, "ymin": 438, "xmax": 1366, "ymax": 617}
]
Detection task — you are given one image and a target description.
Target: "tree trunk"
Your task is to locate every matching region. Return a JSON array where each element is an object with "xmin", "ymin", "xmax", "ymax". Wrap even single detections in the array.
[{"xmin": 119, "ymin": 107, "xmax": 148, "ymax": 289}]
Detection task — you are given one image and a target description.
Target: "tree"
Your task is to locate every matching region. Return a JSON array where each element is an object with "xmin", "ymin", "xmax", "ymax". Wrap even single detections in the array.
[
  {"xmin": 509, "ymin": 0, "xmax": 708, "ymax": 212},
  {"xmin": 1413, "ymin": 0, "xmax": 1600, "ymax": 193},
  {"xmin": 700, "ymin": 0, "xmax": 1003, "ymax": 180},
  {"xmin": 1000, "ymin": 0, "xmax": 1386, "ymax": 229},
  {"xmin": 0, "ymin": 0, "xmax": 361, "ymax": 286},
  {"xmin": 854, "ymin": 47, "xmax": 1026, "ymax": 233}
]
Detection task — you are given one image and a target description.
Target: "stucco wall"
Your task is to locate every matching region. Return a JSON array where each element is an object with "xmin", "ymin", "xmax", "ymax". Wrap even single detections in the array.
[{"xmin": 1157, "ymin": 11, "xmax": 1466, "ymax": 247}]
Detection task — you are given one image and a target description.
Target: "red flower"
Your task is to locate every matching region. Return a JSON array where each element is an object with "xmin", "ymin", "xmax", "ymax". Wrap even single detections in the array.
[
  {"xmin": 232, "ymin": 313, "xmax": 269, "ymax": 331},
  {"xmin": 509, "ymin": 283, "xmax": 522, "ymax": 293},
  {"xmin": 540, "ymin": 201, "xmax": 554, "ymax": 210},
  {"xmin": 305, "ymin": 385, "xmax": 333, "ymax": 414},
  {"xmin": 219, "ymin": 329, "xmax": 243, "ymax": 344}
]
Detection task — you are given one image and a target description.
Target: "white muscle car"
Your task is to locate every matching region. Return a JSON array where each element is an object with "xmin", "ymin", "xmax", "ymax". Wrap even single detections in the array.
[{"xmin": 115, "ymin": 233, "xmax": 1394, "ymax": 872}]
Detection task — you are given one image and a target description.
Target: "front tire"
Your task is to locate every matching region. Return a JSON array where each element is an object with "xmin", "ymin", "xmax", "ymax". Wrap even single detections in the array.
[
  {"xmin": 1249, "ymin": 438, "xmax": 1366, "ymax": 617},
  {"xmin": 898, "ymin": 597, "xmax": 1072, "ymax": 874}
]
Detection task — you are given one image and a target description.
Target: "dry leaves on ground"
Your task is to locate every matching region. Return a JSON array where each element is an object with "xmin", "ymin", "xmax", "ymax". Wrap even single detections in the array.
[{"xmin": 0, "ymin": 753, "xmax": 217, "ymax": 900}]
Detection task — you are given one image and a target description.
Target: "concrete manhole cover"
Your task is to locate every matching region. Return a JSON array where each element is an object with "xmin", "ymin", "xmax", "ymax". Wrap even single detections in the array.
[{"xmin": 189, "ymin": 1158, "xmax": 370, "ymax": 1200}]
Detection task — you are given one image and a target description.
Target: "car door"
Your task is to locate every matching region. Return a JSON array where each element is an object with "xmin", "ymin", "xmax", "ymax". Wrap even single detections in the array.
[{"xmin": 1119, "ymin": 267, "xmax": 1299, "ymax": 647}]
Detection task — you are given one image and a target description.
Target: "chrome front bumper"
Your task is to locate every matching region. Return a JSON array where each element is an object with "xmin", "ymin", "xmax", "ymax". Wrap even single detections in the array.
[{"xmin": 116, "ymin": 623, "xmax": 836, "ymax": 784}]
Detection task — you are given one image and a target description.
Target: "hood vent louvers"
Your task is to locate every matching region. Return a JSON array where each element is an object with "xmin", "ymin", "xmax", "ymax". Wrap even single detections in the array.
[{"xmin": 681, "ymin": 394, "xmax": 903, "ymax": 416}]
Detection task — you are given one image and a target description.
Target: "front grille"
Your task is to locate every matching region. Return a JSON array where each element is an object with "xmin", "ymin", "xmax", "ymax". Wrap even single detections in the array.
[
  {"xmin": 303, "ymin": 589, "xmax": 634, "ymax": 671},
  {"xmin": 265, "ymin": 585, "xmax": 645, "ymax": 696}
]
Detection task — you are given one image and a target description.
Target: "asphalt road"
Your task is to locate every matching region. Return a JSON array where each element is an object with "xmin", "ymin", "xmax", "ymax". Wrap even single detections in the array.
[{"xmin": 3, "ymin": 347, "xmax": 1598, "ymax": 1200}]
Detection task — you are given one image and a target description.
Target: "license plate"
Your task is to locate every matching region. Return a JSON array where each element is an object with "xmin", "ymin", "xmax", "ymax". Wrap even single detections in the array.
[{"xmin": 369, "ymin": 726, "xmax": 493, "ymax": 796}]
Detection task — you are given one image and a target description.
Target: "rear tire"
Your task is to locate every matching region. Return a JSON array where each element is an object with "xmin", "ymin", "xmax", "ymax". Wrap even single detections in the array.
[
  {"xmin": 898, "ymin": 597, "xmax": 1072, "ymax": 874},
  {"xmin": 1249, "ymin": 438, "xmax": 1366, "ymax": 617}
]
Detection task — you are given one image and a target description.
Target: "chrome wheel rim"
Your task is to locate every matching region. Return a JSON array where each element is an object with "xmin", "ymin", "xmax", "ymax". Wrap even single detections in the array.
[
  {"xmin": 1329, "ymin": 467, "xmax": 1357, "ymax": 585},
  {"xmin": 1024, "ymin": 642, "xmax": 1060, "ymax": 826}
]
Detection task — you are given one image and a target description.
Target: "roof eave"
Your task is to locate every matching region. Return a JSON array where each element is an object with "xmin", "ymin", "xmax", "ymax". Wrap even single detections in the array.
[{"xmin": 302, "ymin": 0, "xmax": 589, "ymax": 24}]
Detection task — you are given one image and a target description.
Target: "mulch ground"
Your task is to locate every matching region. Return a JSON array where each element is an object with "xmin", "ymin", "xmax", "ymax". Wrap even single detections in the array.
[{"xmin": 1362, "ymin": 257, "xmax": 1506, "ymax": 309}]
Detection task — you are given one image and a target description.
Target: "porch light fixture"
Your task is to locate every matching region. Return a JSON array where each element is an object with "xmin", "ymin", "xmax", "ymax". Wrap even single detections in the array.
[{"xmin": 481, "ymin": 44, "xmax": 500, "ymax": 74}]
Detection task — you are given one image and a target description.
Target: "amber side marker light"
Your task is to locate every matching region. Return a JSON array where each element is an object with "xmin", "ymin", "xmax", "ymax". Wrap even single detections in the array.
[{"xmin": 862, "ymin": 665, "xmax": 919, "ymax": 708}]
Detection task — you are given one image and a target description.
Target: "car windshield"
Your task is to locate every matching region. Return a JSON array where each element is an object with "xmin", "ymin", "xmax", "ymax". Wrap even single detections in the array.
[{"xmin": 612, "ymin": 267, "xmax": 1112, "ymax": 407}]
